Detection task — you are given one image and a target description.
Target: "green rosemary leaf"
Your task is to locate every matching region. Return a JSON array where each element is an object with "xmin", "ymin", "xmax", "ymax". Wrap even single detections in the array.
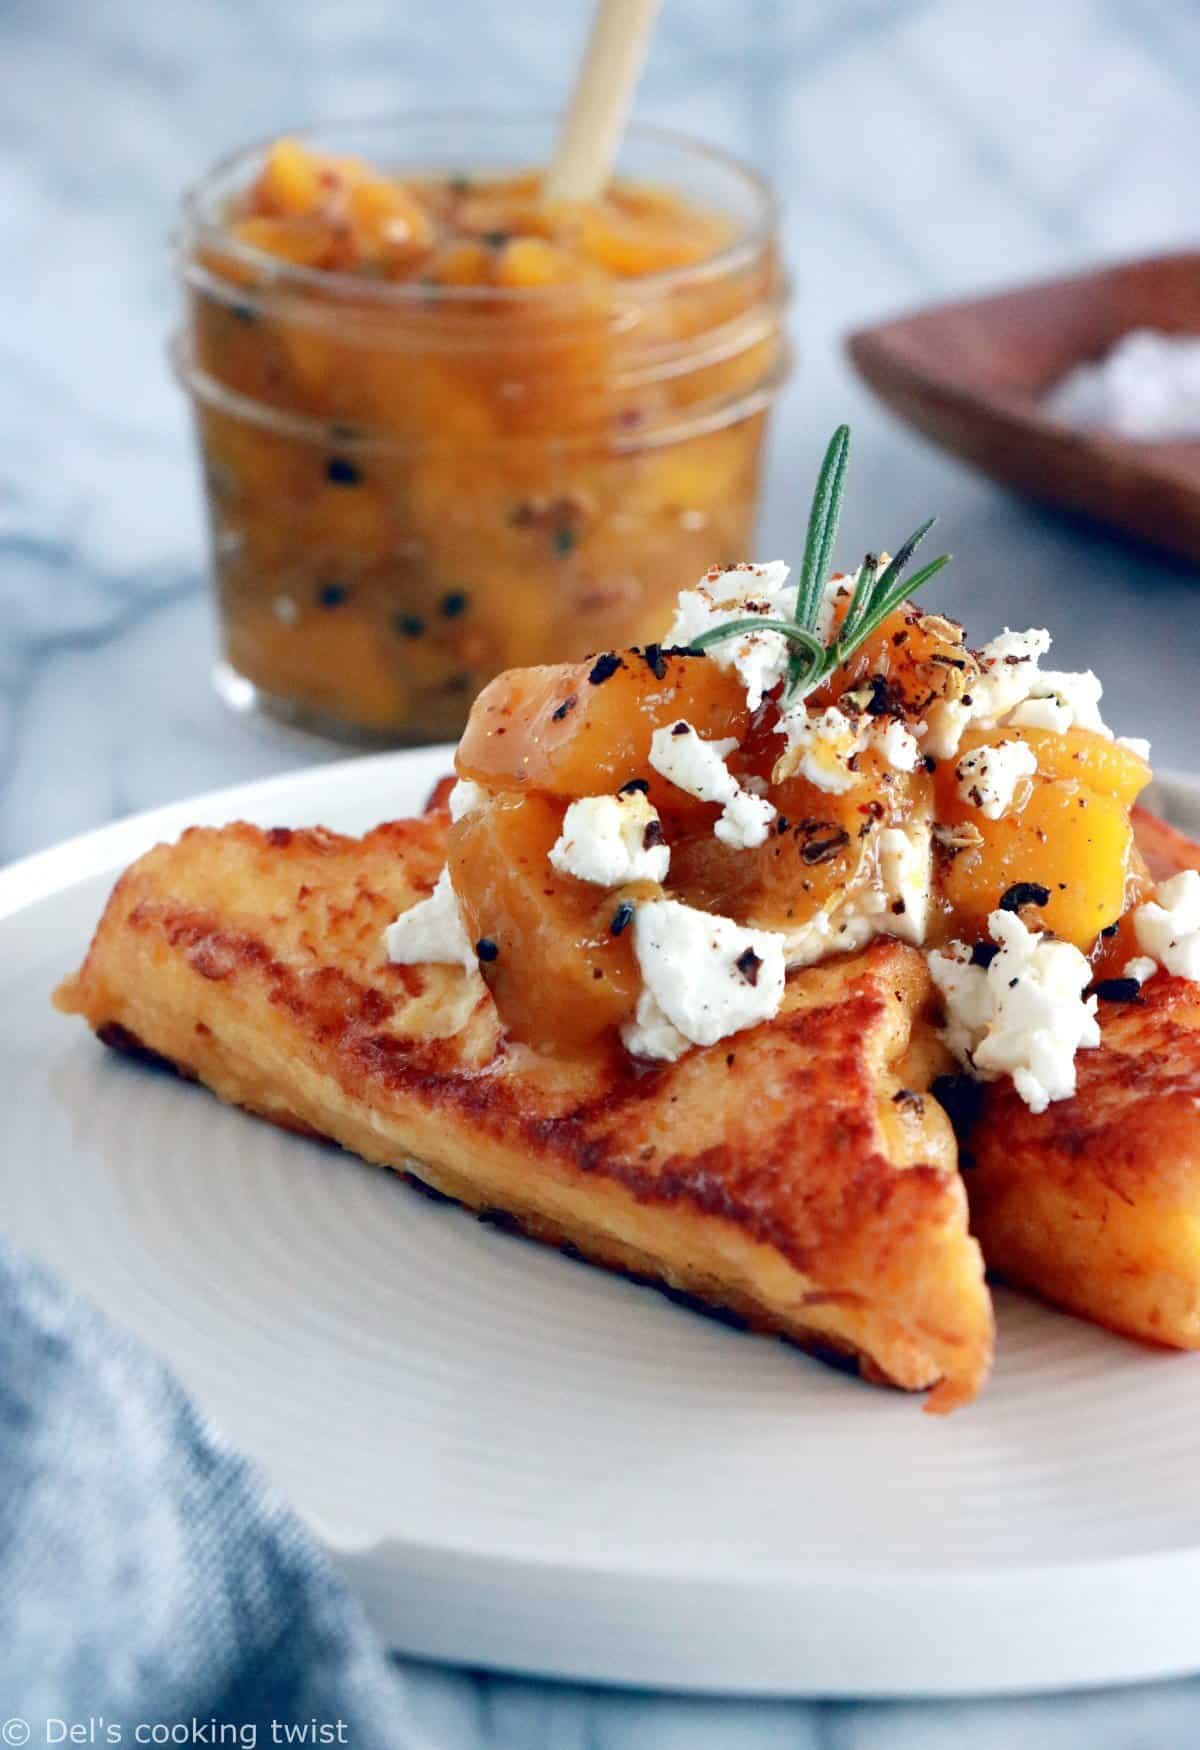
[
  {"xmin": 687, "ymin": 616, "xmax": 823, "ymax": 662},
  {"xmin": 838, "ymin": 553, "xmax": 879, "ymax": 649},
  {"xmin": 795, "ymin": 425, "xmax": 850, "ymax": 635},
  {"xmin": 839, "ymin": 553, "xmax": 953, "ymax": 655},
  {"xmin": 684, "ymin": 425, "xmax": 953, "ymax": 712},
  {"xmin": 872, "ymin": 516, "xmax": 936, "ymax": 603}
]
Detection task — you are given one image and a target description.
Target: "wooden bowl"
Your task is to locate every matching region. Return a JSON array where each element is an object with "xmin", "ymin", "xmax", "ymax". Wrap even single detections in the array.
[{"xmin": 847, "ymin": 252, "xmax": 1200, "ymax": 562}]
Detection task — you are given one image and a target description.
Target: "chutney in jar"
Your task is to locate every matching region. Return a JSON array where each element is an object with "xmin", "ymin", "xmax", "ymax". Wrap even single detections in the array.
[{"xmin": 176, "ymin": 117, "xmax": 790, "ymax": 741}]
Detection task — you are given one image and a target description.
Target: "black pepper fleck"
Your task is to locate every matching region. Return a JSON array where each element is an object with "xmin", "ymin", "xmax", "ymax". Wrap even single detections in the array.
[
  {"xmin": 735, "ymin": 946, "xmax": 762, "ymax": 986},
  {"xmin": 441, "ymin": 591, "xmax": 469, "ymax": 618},
  {"xmin": 642, "ymin": 819, "xmax": 666, "ymax": 849},
  {"xmin": 641, "ymin": 644, "xmax": 668, "ymax": 680},
  {"xmin": 610, "ymin": 901, "xmax": 635, "ymax": 937},
  {"xmin": 970, "ymin": 941, "xmax": 1000, "ymax": 968},
  {"xmin": 589, "ymin": 652, "xmax": 624, "ymax": 685},
  {"xmin": 618, "ymin": 778, "xmax": 649, "ymax": 795},
  {"xmin": 892, "ymin": 1088, "xmax": 926, "ymax": 1114},
  {"xmin": 800, "ymin": 825, "xmax": 851, "ymax": 865},
  {"xmin": 325, "ymin": 456, "xmax": 362, "ymax": 486},
  {"xmin": 552, "ymin": 695, "xmax": 578, "ymax": 722},
  {"xmin": 475, "ymin": 938, "xmax": 499, "ymax": 962},
  {"xmin": 553, "ymin": 526, "xmax": 577, "ymax": 557},
  {"xmin": 670, "ymin": 719, "xmax": 690, "ymax": 736},
  {"xmin": 999, "ymin": 881, "xmax": 1052, "ymax": 912},
  {"xmin": 1100, "ymin": 921, "xmax": 1120, "ymax": 939},
  {"xmin": 393, "ymin": 613, "xmax": 425, "ymax": 637},
  {"xmin": 318, "ymin": 583, "xmax": 349, "ymax": 608},
  {"xmin": 1093, "ymin": 977, "xmax": 1143, "ymax": 1003}
]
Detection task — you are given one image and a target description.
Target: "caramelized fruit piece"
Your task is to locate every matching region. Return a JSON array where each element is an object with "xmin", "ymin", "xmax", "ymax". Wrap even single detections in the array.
[
  {"xmin": 670, "ymin": 763, "xmax": 919, "ymax": 931},
  {"xmin": 935, "ymin": 777, "xmax": 1132, "ymax": 948},
  {"xmin": 964, "ymin": 725, "xmax": 1151, "ymax": 807},
  {"xmin": 448, "ymin": 792, "xmax": 645, "ymax": 1050},
  {"xmin": 455, "ymin": 651, "xmax": 749, "ymax": 806},
  {"xmin": 817, "ymin": 603, "xmax": 973, "ymax": 717}
]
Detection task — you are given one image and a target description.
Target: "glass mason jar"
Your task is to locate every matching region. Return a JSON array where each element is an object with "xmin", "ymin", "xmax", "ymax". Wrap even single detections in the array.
[{"xmin": 174, "ymin": 115, "xmax": 791, "ymax": 744}]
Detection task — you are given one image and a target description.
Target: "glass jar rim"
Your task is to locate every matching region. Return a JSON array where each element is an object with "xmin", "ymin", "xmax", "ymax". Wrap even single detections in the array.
[{"xmin": 178, "ymin": 110, "xmax": 779, "ymax": 309}]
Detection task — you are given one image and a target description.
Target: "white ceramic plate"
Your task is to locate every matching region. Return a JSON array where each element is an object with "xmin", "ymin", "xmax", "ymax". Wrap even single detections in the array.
[{"xmin": 5, "ymin": 752, "xmax": 1200, "ymax": 1698}]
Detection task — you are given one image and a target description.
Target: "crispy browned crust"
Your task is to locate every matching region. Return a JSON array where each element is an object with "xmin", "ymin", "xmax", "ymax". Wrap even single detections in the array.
[
  {"xmin": 970, "ymin": 808, "xmax": 1200, "ymax": 1347},
  {"xmin": 54, "ymin": 808, "xmax": 992, "ymax": 1411}
]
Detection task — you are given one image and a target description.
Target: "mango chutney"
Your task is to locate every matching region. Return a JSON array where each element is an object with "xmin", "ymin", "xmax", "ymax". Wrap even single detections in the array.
[{"xmin": 175, "ymin": 118, "xmax": 790, "ymax": 741}]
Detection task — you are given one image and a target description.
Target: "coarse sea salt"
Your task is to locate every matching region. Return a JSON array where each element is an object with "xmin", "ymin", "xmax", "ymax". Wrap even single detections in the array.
[{"xmin": 1045, "ymin": 328, "xmax": 1200, "ymax": 443}]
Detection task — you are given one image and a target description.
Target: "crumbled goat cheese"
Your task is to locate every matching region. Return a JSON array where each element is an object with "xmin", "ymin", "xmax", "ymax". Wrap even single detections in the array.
[
  {"xmin": 665, "ymin": 561, "xmax": 796, "ymax": 710},
  {"xmin": 954, "ymin": 739, "xmax": 1038, "ymax": 820},
  {"xmin": 921, "ymin": 698, "xmax": 973, "ymax": 761},
  {"xmin": 969, "ymin": 628, "xmax": 1053, "ymax": 722},
  {"xmin": 776, "ymin": 704, "xmax": 866, "ymax": 794},
  {"xmin": 628, "ymin": 899, "xmax": 786, "ymax": 1052},
  {"xmin": 619, "ymin": 988, "xmax": 691, "ymax": 1063},
  {"xmin": 664, "ymin": 563, "xmax": 858, "ymax": 711},
  {"xmin": 1118, "ymin": 735, "xmax": 1152, "ymax": 762},
  {"xmin": 1044, "ymin": 328, "xmax": 1200, "ymax": 442},
  {"xmin": 929, "ymin": 909, "xmax": 1100, "ymax": 1114},
  {"xmin": 548, "ymin": 791, "xmax": 670, "ymax": 886},
  {"xmin": 1006, "ymin": 692, "xmax": 1071, "ymax": 734},
  {"xmin": 1124, "ymin": 955, "xmax": 1158, "ymax": 986},
  {"xmin": 648, "ymin": 722, "xmax": 776, "ymax": 849},
  {"xmin": 1009, "ymin": 668, "xmax": 1107, "ymax": 735},
  {"xmin": 1132, "ymin": 870, "xmax": 1200, "ymax": 981},
  {"xmin": 871, "ymin": 716, "xmax": 922, "ymax": 773},
  {"xmin": 385, "ymin": 867, "xmax": 478, "ymax": 973},
  {"xmin": 876, "ymin": 820, "xmax": 932, "ymax": 946},
  {"xmin": 778, "ymin": 903, "xmax": 878, "ymax": 970},
  {"xmin": 448, "ymin": 778, "xmax": 487, "ymax": 821},
  {"xmin": 921, "ymin": 622, "xmax": 1146, "ymax": 757}
]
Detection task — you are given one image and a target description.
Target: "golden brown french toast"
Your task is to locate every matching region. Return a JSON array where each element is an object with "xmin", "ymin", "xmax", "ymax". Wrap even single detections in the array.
[
  {"xmin": 54, "ymin": 792, "xmax": 993, "ymax": 1413},
  {"xmin": 968, "ymin": 810, "xmax": 1200, "ymax": 1348}
]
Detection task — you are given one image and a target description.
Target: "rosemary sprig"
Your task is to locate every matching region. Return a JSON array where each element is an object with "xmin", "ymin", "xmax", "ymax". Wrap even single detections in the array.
[{"xmin": 688, "ymin": 425, "xmax": 952, "ymax": 706}]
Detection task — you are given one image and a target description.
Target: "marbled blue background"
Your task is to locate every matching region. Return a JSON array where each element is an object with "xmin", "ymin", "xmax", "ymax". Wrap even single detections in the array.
[{"xmin": 5, "ymin": 0, "xmax": 1200, "ymax": 1738}]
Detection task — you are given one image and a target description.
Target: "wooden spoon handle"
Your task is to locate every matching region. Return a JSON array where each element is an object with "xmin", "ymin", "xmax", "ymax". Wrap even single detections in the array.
[{"xmin": 545, "ymin": 0, "xmax": 662, "ymax": 205}]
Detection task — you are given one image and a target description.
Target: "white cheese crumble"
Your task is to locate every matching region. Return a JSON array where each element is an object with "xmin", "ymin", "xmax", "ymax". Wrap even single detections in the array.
[
  {"xmin": 876, "ymin": 820, "xmax": 932, "ymax": 946},
  {"xmin": 664, "ymin": 562, "xmax": 860, "ymax": 712},
  {"xmin": 969, "ymin": 628, "xmax": 1053, "ymax": 723},
  {"xmin": 448, "ymin": 778, "xmax": 487, "ymax": 821},
  {"xmin": 954, "ymin": 739, "xmax": 1038, "ymax": 820},
  {"xmin": 776, "ymin": 704, "xmax": 866, "ymax": 794},
  {"xmin": 929, "ymin": 910, "xmax": 1100, "ymax": 1114},
  {"xmin": 921, "ymin": 698, "xmax": 973, "ymax": 761},
  {"xmin": 620, "ymin": 988, "xmax": 691, "ymax": 1063},
  {"xmin": 871, "ymin": 716, "xmax": 922, "ymax": 773},
  {"xmin": 1009, "ymin": 668, "xmax": 1107, "ymax": 735},
  {"xmin": 1124, "ymin": 955, "xmax": 1158, "ymax": 986},
  {"xmin": 625, "ymin": 899, "xmax": 786, "ymax": 1055},
  {"xmin": 1118, "ymin": 735, "xmax": 1152, "ymax": 762},
  {"xmin": 384, "ymin": 867, "xmax": 478, "ymax": 973},
  {"xmin": 1132, "ymin": 870, "xmax": 1200, "ymax": 981},
  {"xmin": 665, "ymin": 561, "xmax": 797, "ymax": 710},
  {"xmin": 778, "ymin": 904, "xmax": 877, "ymax": 970},
  {"xmin": 548, "ymin": 791, "xmax": 669, "ymax": 886},
  {"xmin": 648, "ymin": 722, "xmax": 775, "ymax": 849}
]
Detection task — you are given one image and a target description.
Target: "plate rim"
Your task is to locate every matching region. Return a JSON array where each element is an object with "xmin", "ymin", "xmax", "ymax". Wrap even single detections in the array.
[{"xmin": 9, "ymin": 750, "xmax": 1200, "ymax": 1696}]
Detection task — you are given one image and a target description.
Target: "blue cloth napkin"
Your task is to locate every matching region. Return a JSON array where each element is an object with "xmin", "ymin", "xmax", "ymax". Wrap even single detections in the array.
[{"xmin": 0, "ymin": 1234, "xmax": 418, "ymax": 1745}]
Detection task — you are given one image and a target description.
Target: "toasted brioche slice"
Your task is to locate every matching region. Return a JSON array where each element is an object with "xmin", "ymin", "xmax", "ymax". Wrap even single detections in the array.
[
  {"xmin": 969, "ymin": 808, "xmax": 1200, "ymax": 1348},
  {"xmin": 54, "ymin": 802, "xmax": 993, "ymax": 1412}
]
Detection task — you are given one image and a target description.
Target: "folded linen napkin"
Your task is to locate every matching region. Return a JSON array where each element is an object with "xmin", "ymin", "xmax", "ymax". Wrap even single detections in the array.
[{"xmin": 0, "ymin": 1234, "xmax": 415, "ymax": 1744}]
